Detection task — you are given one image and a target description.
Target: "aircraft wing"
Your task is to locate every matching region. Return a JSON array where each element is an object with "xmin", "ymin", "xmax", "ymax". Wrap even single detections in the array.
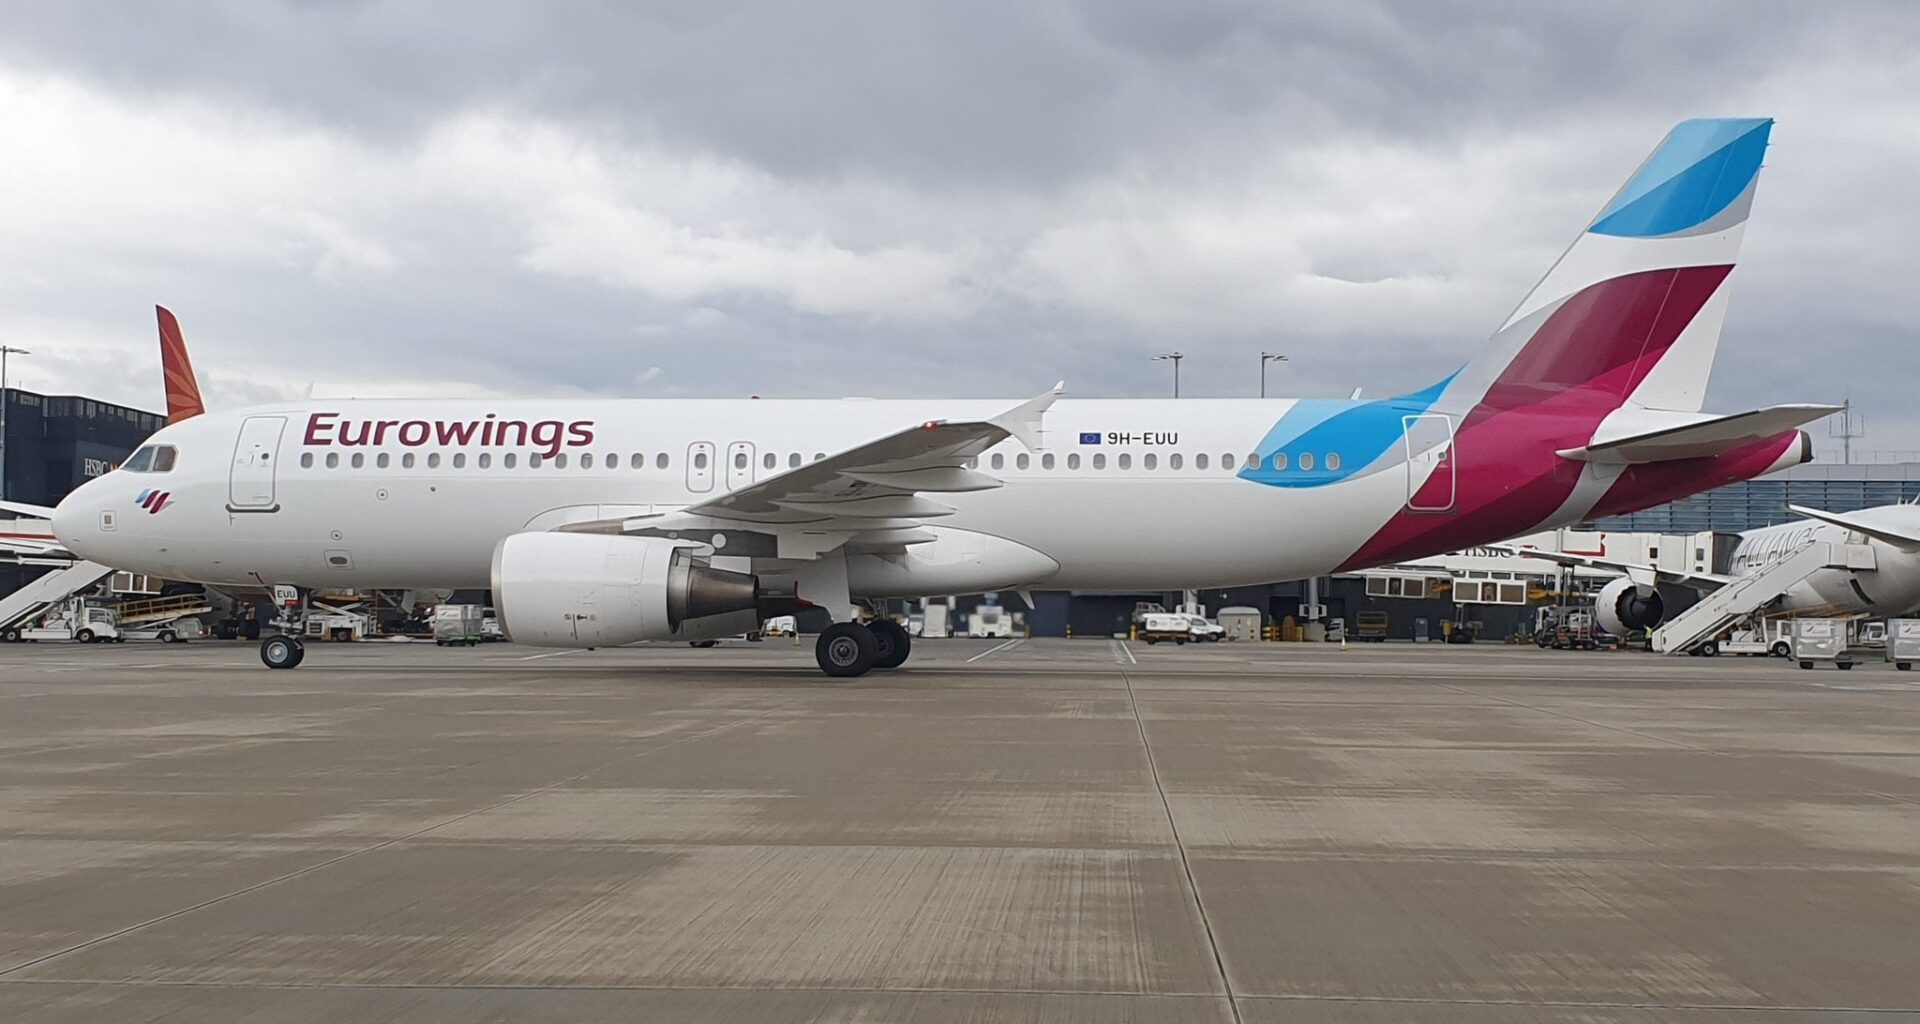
[
  {"xmin": 1558, "ymin": 404, "xmax": 1837, "ymax": 464},
  {"xmin": 561, "ymin": 384, "xmax": 1063, "ymax": 559},
  {"xmin": 1789, "ymin": 504, "xmax": 1920, "ymax": 552},
  {"xmin": 0, "ymin": 500, "xmax": 55, "ymax": 519},
  {"xmin": 1491, "ymin": 544, "xmax": 1736, "ymax": 592}
]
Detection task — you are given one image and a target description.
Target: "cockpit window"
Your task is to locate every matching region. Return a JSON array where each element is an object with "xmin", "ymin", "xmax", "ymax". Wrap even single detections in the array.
[{"xmin": 120, "ymin": 445, "xmax": 177, "ymax": 473}]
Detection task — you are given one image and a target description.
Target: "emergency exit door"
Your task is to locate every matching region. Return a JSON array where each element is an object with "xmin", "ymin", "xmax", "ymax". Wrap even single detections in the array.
[
  {"xmin": 726, "ymin": 441, "xmax": 756, "ymax": 489},
  {"xmin": 229, "ymin": 415, "xmax": 285, "ymax": 512},
  {"xmin": 686, "ymin": 442, "xmax": 716, "ymax": 493},
  {"xmin": 1402, "ymin": 413, "xmax": 1455, "ymax": 512}
]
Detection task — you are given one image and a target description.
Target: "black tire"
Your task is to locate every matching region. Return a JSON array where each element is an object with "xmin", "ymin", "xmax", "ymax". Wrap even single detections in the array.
[
  {"xmin": 816, "ymin": 622, "xmax": 877, "ymax": 677},
  {"xmin": 1771, "ymin": 642, "xmax": 1790, "ymax": 658},
  {"xmin": 867, "ymin": 619, "xmax": 911, "ymax": 670},
  {"xmin": 1799, "ymin": 661, "xmax": 1814, "ymax": 670},
  {"xmin": 158, "ymin": 630, "xmax": 177, "ymax": 644},
  {"xmin": 1, "ymin": 627, "xmax": 18, "ymax": 643},
  {"xmin": 1836, "ymin": 661, "xmax": 1854, "ymax": 671},
  {"xmin": 689, "ymin": 640, "xmax": 720, "ymax": 649},
  {"xmin": 75, "ymin": 629, "xmax": 95, "ymax": 644},
  {"xmin": 261, "ymin": 635, "xmax": 305, "ymax": 670},
  {"xmin": 1898, "ymin": 662, "xmax": 1912, "ymax": 672},
  {"xmin": 1144, "ymin": 636, "xmax": 1157, "ymax": 645},
  {"xmin": 1698, "ymin": 641, "xmax": 1719, "ymax": 658}
]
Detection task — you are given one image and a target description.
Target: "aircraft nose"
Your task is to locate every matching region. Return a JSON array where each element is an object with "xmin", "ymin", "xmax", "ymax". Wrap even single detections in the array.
[{"xmin": 50, "ymin": 481, "xmax": 100, "ymax": 558}]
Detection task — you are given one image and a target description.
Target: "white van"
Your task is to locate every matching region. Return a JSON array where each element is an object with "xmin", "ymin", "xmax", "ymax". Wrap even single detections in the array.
[
  {"xmin": 1139, "ymin": 613, "xmax": 1194, "ymax": 644},
  {"xmin": 1184, "ymin": 615, "xmax": 1226, "ymax": 642}
]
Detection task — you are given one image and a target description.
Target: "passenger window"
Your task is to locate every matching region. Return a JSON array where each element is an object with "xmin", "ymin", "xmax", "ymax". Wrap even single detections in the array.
[
  {"xmin": 789, "ymin": 453, "xmax": 801, "ymax": 468},
  {"xmin": 326, "ymin": 452, "xmax": 340, "ymax": 469},
  {"xmin": 990, "ymin": 453, "xmax": 1004, "ymax": 469},
  {"xmin": 1168, "ymin": 453, "xmax": 1180, "ymax": 470},
  {"xmin": 151, "ymin": 446, "xmax": 177, "ymax": 472},
  {"xmin": 451, "ymin": 453, "xmax": 465, "ymax": 469},
  {"xmin": 1298, "ymin": 452, "xmax": 1313, "ymax": 470},
  {"xmin": 502, "ymin": 453, "xmax": 514, "ymax": 468},
  {"xmin": 582, "ymin": 453, "xmax": 595, "ymax": 469},
  {"xmin": 763, "ymin": 452, "xmax": 776, "ymax": 470},
  {"xmin": 427, "ymin": 453, "xmax": 441, "ymax": 468},
  {"xmin": 1042, "ymin": 453, "xmax": 1056, "ymax": 469},
  {"xmin": 630, "ymin": 453, "xmax": 643, "ymax": 469},
  {"xmin": 377, "ymin": 452, "xmax": 391, "ymax": 469},
  {"xmin": 403, "ymin": 453, "xmax": 416, "ymax": 468},
  {"xmin": 1325, "ymin": 452, "xmax": 1341, "ymax": 471},
  {"xmin": 1272, "ymin": 452, "xmax": 1287, "ymax": 470},
  {"xmin": 813, "ymin": 452, "xmax": 825, "ymax": 462},
  {"xmin": 554, "ymin": 453, "xmax": 568, "ymax": 468},
  {"xmin": 122, "ymin": 447, "xmax": 156, "ymax": 472},
  {"xmin": 1117, "ymin": 453, "xmax": 1131, "ymax": 470},
  {"xmin": 300, "ymin": 452, "xmax": 314, "ymax": 469},
  {"xmin": 1246, "ymin": 453, "xmax": 1259, "ymax": 468},
  {"xmin": 1144, "ymin": 453, "xmax": 1157, "ymax": 470},
  {"xmin": 734, "ymin": 452, "xmax": 747, "ymax": 469},
  {"xmin": 1067, "ymin": 453, "xmax": 1080, "ymax": 469},
  {"xmin": 351, "ymin": 453, "xmax": 365, "ymax": 469},
  {"xmin": 1016, "ymin": 453, "xmax": 1029, "ymax": 470},
  {"xmin": 694, "ymin": 452, "xmax": 708, "ymax": 469},
  {"xmin": 1195, "ymin": 453, "xmax": 1207, "ymax": 469},
  {"xmin": 603, "ymin": 452, "xmax": 615, "ymax": 468},
  {"xmin": 476, "ymin": 453, "xmax": 490, "ymax": 469},
  {"xmin": 1092, "ymin": 453, "xmax": 1106, "ymax": 469},
  {"xmin": 1222, "ymin": 454, "xmax": 1235, "ymax": 470},
  {"xmin": 656, "ymin": 453, "xmax": 668, "ymax": 469}
]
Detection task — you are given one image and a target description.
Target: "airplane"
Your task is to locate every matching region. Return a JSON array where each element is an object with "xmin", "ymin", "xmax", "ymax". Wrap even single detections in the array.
[
  {"xmin": 32, "ymin": 117, "xmax": 1839, "ymax": 676},
  {"xmin": 1513, "ymin": 501, "xmax": 1920, "ymax": 652}
]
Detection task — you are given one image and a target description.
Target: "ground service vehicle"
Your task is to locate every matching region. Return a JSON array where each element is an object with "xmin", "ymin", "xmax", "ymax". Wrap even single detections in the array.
[
  {"xmin": 1354, "ymin": 611, "xmax": 1389, "ymax": 642},
  {"xmin": 1139, "ymin": 613, "xmax": 1194, "ymax": 644}
]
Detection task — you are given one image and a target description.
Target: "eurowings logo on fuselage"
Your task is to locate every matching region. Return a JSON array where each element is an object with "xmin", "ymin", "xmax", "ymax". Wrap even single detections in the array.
[
  {"xmin": 135, "ymin": 489, "xmax": 172, "ymax": 514},
  {"xmin": 301, "ymin": 413, "xmax": 597, "ymax": 460}
]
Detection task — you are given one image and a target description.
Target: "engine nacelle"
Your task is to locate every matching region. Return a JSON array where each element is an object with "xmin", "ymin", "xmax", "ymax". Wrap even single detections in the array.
[
  {"xmin": 491, "ymin": 533, "xmax": 758, "ymax": 647},
  {"xmin": 1595, "ymin": 576, "xmax": 1665, "ymax": 635}
]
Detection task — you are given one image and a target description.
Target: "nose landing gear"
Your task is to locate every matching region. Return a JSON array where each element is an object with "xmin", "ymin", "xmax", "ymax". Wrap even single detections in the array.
[{"xmin": 259, "ymin": 584, "xmax": 308, "ymax": 670}]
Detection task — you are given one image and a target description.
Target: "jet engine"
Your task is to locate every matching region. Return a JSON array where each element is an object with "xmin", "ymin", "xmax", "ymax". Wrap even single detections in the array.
[
  {"xmin": 1594, "ymin": 576, "xmax": 1665, "ymax": 636},
  {"xmin": 491, "ymin": 533, "xmax": 759, "ymax": 647}
]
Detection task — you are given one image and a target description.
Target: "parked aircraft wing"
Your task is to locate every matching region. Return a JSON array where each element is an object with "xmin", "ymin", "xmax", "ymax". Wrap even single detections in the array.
[
  {"xmin": 0, "ymin": 500, "xmax": 56, "ymax": 519},
  {"xmin": 1558, "ymin": 404, "xmax": 1836, "ymax": 464},
  {"xmin": 559, "ymin": 384, "xmax": 1064, "ymax": 557},
  {"xmin": 1490, "ymin": 544, "xmax": 1735, "ymax": 592},
  {"xmin": 1789, "ymin": 504, "xmax": 1920, "ymax": 552}
]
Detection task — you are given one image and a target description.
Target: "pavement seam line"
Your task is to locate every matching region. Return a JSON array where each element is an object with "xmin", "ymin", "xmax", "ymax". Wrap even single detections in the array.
[
  {"xmin": 0, "ymin": 696, "xmax": 801, "ymax": 980},
  {"xmin": 1118, "ymin": 666, "xmax": 1243, "ymax": 1024}
]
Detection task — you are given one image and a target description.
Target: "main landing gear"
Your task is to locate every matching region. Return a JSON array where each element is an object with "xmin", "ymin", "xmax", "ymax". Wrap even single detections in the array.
[{"xmin": 815, "ymin": 618, "xmax": 913, "ymax": 677}]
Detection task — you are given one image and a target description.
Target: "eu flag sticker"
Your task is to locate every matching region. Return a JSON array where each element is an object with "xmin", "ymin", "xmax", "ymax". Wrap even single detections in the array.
[{"xmin": 1078, "ymin": 432, "xmax": 1102, "ymax": 445}]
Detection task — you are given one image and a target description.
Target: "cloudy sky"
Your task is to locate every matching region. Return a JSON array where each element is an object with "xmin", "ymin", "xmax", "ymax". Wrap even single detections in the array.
[{"xmin": 1, "ymin": 1, "xmax": 1915, "ymax": 456}]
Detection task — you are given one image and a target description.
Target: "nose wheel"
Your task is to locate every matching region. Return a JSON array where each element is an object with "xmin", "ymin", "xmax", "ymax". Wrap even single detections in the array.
[{"xmin": 261, "ymin": 634, "xmax": 306, "ymax": 669}]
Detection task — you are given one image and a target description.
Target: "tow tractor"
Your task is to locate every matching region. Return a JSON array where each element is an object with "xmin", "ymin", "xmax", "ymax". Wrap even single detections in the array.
[{"xmin": 3, "ymin": 598, "xmax": 123, "ymax": 643}]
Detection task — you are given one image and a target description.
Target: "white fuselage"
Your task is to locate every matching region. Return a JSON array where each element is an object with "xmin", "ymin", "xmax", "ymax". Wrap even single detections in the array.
[{"xmin": 1724, "ymin": 512, "xmax": 1920, "ymax": 618}]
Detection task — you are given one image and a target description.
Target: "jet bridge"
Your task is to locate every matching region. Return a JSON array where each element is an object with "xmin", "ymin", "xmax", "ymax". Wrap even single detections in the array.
[{"xmin": 1651, "ymin": 542, "xmax": 1876, "ymax": 654}]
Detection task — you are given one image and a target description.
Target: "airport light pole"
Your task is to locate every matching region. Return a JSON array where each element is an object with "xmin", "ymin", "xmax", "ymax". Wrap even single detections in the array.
[
  {"xmin": 1153, "ymin": 351, "xmax": 1183, "ymax": 398},
  {"xmin": 0, "ymin": 345, "xmax": 27, "ymax": 502},
  {"xmin": 1259, "ymin": 351, "xmax": 1288, "ymax": 398}
]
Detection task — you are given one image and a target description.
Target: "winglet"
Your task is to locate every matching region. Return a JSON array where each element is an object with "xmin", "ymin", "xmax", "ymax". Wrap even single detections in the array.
[
  {"xmin": 156, "ymin": 306, "xmax": 206, "ymax": 424},
  {"xmin": 990, "ymin": 381, "xmax": 1063, "ymax": 452}
]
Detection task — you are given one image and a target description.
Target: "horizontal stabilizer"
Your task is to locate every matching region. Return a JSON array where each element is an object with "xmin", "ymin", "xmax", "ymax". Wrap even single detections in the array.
[
  {"xmin": 1559, "ymin": 404, "xmax": 1837, "ymax": 464},
  {"xmin": 1789, "ymin": 504, "xmax": 1920, "ymax": 552}
]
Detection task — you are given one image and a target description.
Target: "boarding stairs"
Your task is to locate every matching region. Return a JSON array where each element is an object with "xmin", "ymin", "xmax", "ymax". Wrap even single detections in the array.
[
  {"xmin": 0, "ymin": 560, "xmax": 114, "ymax": 630},
  {"xmin": 1651, "ymin": 542, "xmax": 1874, "ymax": 654}
]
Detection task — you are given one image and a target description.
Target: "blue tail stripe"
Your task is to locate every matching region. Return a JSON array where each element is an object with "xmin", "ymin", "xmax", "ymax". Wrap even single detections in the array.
[{"xmin": 1589, "ymin": 118, "xmax": 1771, "ymax": 238}]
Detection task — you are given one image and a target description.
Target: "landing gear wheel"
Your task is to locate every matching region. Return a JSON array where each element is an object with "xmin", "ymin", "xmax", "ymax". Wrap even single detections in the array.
[
  {"xmin": 816, "ymin": 622, "xmax": 877, "ymax": 677},
  {"xmin": 1771, "ymin": 642, "xmax": 1791, "ymax": 658},
  {"xmin": 867, "ymin": 618, "xmax": 911, "ymax": 669},
  {"xmin": 261, "ymin": 635, "xmax": 306, "ymax": 670}
]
